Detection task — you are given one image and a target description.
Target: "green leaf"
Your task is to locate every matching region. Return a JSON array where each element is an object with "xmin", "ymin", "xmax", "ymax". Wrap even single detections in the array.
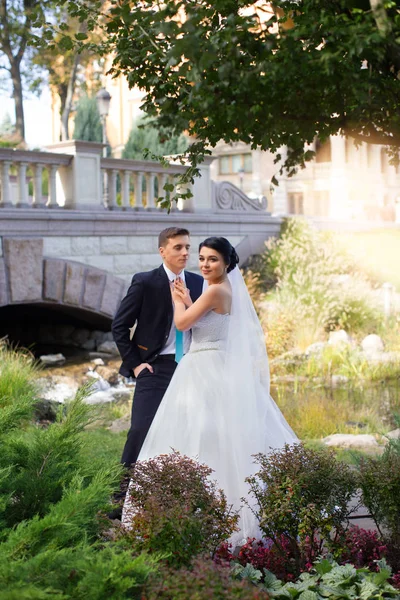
[
  {"xmin": 298, "ymin": 592, "xmax": 319, "ymax": 600},
  {"xmin": 59, "ymin": 36, "xmax": 74, "ymax": 51}
]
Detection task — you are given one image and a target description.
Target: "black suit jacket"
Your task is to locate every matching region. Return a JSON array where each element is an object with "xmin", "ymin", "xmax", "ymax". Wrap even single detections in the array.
[{"xmin": 112, "ymin": 265, "xmax": 203, "ymax": 377}]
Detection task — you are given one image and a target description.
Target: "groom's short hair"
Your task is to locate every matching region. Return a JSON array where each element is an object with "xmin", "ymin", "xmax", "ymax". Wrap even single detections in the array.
[{"xmin": 158, "ymin": 227, "xmax": 190, "ymax": 248}]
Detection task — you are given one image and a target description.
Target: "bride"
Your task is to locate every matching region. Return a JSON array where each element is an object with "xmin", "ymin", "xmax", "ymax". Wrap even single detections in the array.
[{"xmin": 122, "ymin": 237, "xmax": 298, "ymax": 544}]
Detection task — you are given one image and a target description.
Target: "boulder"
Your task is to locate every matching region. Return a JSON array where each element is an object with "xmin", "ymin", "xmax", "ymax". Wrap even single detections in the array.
[
  {"xmin": 91, "ymin": 358, "xmax": 105, "ymax": 366},
  {"xmin": 90, "ymin": 330, "xmax": 107, "ymax": 342},
  {"xmin": 361, "ymin": 334, "xmax": 384, "ymax": 355},
  {"xmin": 322, "ymin": 433, "xmax": 379, "ymax": 449},
  {"xmin": 40, "ymin": 353, "xmax": 66, "ymax": 366},
  {"xmin": 34, "ymin": 398, "xmax": 60, "ymax": 423},
  {"xmin": 305, "ymin": 341, "xmax": 327, "ymax": 356},
  {"xmin": 386, "ymin": 428, "xmax": 400, "ymax": 440},
  {"xmin": 109, "ymin": 417, "xmax": 130, "ymax": 433},
  {"xmin": 328, "ymin": 330, "xmax": 351, "ymax": 346},
  {"xmin": 82, "ymin": 339, "xmax": 96, "ymax": 351},
  {"xmin": 331, "ymin": 374, "xmax": 349, "ymax": 386},
  {"xmin": 97, "ymin": 341, "xmax": 120, "ymax": 356},
  {"xmin": 71, "ymin": 328, "xmax": 91, "ymax": 347},
  {"xmin": 96, "ymin": 365, "xmax": 120, "ymax": 385}
]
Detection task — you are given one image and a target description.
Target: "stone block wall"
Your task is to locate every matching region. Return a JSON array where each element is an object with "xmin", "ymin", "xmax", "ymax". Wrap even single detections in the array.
[{"xmin": 42, "ymin": 234, "xmax": 245, "ymax": 287}]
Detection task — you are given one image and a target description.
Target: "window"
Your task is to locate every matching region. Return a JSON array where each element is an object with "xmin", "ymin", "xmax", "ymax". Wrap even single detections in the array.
[
  {"xmin": 218, "ymin": 153, "xmax": 252, "ymax": 175},
  {"xmin": 315, "ymin": 138, "xmax": 331, "ymax": 163},
  {"xmin": 288, "ymin": 192, "xmax": 304, "ymax": 215}
]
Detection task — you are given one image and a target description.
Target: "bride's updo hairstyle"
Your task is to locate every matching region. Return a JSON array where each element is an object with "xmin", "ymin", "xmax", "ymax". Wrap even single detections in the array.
[{"xmin": 199, "ymin": 237, "xmax": 239, "ymax": 273}]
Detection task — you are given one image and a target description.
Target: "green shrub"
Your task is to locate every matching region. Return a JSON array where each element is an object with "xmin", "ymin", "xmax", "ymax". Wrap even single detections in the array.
[
  {"xmin": 359, "ymin": 430, "xmax": 400, "ymax": 571},
  {"xmin": 143, "ymin": 557, "xmax": 268, "ymax": 599},
  {"xmin": 0, "ymin": 346, "xmax": 159, "ymax": 599},
  {"xmin": 260, "ymin": 218, "xmax": 383, "ymax": 341},
  {"xmin": 0, "ymin": 384, "xmax": 106, "ymax": 528},
  {"xmin": 121, "ymin": 451, "xmax": 239, "ymax": 567},
  {"xmin": 246, "ymin": 444, "xmax": 358, "ymax": 575},
  {"xmin": 233, "ymin": 557, "xmax": 399, "ymax": 599}
]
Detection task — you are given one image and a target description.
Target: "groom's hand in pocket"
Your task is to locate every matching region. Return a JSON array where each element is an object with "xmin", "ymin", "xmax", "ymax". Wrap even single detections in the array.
[{"xmin": 133, "ymin": 363, "xmax": 154, "ymax": 378}]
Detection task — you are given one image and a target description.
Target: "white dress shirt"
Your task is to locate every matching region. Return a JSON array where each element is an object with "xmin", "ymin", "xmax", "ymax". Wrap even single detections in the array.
[{"xmin": 160, "ymin": 264, "xmax": 191, "ymax": 355}]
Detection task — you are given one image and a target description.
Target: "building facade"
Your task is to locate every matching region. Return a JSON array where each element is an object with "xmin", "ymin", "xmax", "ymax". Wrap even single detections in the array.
[{"xmin": 210, "ymin": 136, "xmax": 400, "ymax": 221}]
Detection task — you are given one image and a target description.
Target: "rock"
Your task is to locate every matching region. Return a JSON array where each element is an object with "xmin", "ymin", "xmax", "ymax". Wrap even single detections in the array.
[
  {"xmin": 89, "ymin": 351, "xmax": 118, "ymax": 360},
  {"xmin": 91, "ymin": 358, "xmax": 105, "ymax": 366},
  {"xmin": 364, "ymin": 351, "xmax": 400, "ymax": 363},
  {"xmin": 328, "ymin": 330, "xmax": 351, "ymax": 346},
  {"xmin": 82, "ymin": 339, "xmax": 96, "ymax": 351},
  {"xmin": 96, "ymin": 365, "xmax": 120, "ymax": 385},
  {"xmin": 86, "ymin": 370, "xmax": 111, "ymax": 391},
  {"xmin": 109, "ymin": 417, "xmax": 130, "ymax": 433},
  {"xmin": 305, "ymin": 342, "xmax": 327, "ymax": 356},
  {"xmin": 331, "ymin": 374, "xmax": 349, "ymax": 386},
  {"xmin": 71, "ymin": 328, "xmax": 91, "ymax": 347},
  {"xmin": 97, "ymin": 341, "xmax": 120, "ymax": 356},
  {"xmin": 110, "ymin": 388, "xmax": 132, "ymax": 402},
  {"xmin": 57, "ymin": 324, "xmax": 76, "ymax": 343},
  {"xmin": 34, "ymin": 398, "xmax": 60, "ymax": 423},
  {"xmin": 36, "ymin": 375, "xmax": 78, "ymax": 403},
  {"xmin": 102, "ymin": 331, "xmax": 114, "ymax": 342},
  {"xmin": 271, "ymin": 375, "xmax": 308, "ymax": 384},
  {"xmin": 322, "ymin": 433, "xmax": 379, "ymax": 449},
  {"xmin": 361, "ymin": 334, "xmax": 384, "ymax": 355},
  {"xmin": 386, "ymin": 428, "xmax": 400, "ymax": 440},
  {"xmin": 90, "ymin": 330, "xmax": 107, "ymax": 342},
  {"xmin": 40, "ymin": 353, "xmax": 66, "ymax": 366}
]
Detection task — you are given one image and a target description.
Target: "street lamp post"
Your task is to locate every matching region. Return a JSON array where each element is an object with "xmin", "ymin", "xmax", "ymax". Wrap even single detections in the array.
[{"xmin": 96, "ymin": 88, "xmax": 112, "ymax": 205}]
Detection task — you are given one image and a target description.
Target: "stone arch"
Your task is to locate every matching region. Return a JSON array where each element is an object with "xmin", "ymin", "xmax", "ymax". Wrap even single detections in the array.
[{"xmin": 0, "ymin": 238, "xmax": 125, "ymax": 320}]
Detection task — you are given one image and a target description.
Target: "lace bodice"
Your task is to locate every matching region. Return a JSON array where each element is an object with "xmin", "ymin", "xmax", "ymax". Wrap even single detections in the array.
[{"xmin": 189, "ymin": 310, "xmax": 230, "ymax": 353}]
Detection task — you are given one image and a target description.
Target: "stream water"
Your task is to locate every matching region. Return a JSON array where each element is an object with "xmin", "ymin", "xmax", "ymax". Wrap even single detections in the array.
[{"xmin": 40, "ymin": 352, "xmax": 400, "ymax": 439}]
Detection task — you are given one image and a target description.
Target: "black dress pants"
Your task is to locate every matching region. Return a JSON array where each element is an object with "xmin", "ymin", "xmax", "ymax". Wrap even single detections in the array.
[{"xmin": 121, "ymin": 357, "xmax": 177, "ymax": 467}]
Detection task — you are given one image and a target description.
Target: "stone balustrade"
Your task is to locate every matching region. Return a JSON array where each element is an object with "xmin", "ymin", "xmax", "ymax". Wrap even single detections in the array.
[
  {"xmin": 100, "ymin": 157, "xmax": 188, "ymax": 211},
  {"xmin": 0, "ymin": 142, "xmax": 197, "ymax": 211},
  {"xmin": 0, "ymin": 148, "xmax": 72, "ymax": 209}
]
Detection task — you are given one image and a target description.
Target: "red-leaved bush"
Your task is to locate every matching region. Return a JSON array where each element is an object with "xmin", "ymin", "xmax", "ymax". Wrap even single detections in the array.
[
  {"xmin": 121, "ymin": 452, "xmax": 239, "ymax": 567},
  {"xmin": 337, "ymin": 526, "xmax": 387, "ymax": 570},
  {"xmin": 142, "ymin": 556, "xmax": 268, "ymax": 599}
]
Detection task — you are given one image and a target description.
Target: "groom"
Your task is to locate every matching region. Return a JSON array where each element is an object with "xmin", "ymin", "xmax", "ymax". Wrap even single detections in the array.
[{"xmin": 112, "ymin": 227, "xmax": 203, "ymax": 468}]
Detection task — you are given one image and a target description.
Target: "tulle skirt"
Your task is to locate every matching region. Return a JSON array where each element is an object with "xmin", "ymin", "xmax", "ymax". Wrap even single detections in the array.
[{"xmin": 124, "ymin": 348, "xmax": 298, "ymax": 546}]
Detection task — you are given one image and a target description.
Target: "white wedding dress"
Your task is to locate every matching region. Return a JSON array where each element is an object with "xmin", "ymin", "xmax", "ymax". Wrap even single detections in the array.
[{"xmin": 122, "ymin": 269, "xmax": 298, "ymax": 545}]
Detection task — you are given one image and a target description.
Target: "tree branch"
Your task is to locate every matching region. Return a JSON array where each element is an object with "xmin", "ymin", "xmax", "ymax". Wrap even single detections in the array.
[
  {"xmin": 345, "ymin": 127, "xmax": 400, "ymax": 147},
  {"xmin": 369, "ymin": 0, "xmax": 391, "ymax": 35}
]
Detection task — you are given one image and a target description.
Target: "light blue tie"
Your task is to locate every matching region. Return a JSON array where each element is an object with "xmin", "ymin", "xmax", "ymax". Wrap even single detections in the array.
[{"xmin": 175, "ymin": 328, "xmax": 184, "ymax": 362}]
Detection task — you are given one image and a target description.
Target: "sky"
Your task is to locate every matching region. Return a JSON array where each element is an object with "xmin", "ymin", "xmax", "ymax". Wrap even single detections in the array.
[{"xmin": 0, "ymin": 88, "xmax": 53, "ymax": 149}]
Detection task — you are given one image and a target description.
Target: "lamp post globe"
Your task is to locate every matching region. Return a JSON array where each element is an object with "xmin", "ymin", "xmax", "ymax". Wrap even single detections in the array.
[{"xmin": 96, "ymin": 88, "xmax": 111, "ymax": 118}]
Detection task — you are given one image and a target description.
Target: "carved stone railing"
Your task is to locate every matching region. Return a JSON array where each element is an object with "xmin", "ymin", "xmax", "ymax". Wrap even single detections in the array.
[
  {"xmin": 212, "ymin": 181, "xmax": 268, "ymax": 212},
  {"xmin": 0, "ymin": 142, "xmax": 271, "ymax": 215},
  {"xmin": 0, "ymin": 148, "xmax": 72, "ymax": 209},
  {"xmin": 100, "ymin": 157, "xmax": 188, "ymax": 211}
]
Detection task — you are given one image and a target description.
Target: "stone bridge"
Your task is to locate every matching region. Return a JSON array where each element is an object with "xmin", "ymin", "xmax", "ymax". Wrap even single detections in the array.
[{"xmin": 0, "ymin": 141, "xmax": 281, "ymax": 343}]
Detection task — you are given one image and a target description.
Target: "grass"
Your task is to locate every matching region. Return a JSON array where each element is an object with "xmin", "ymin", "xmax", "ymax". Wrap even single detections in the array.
[
  {"xmin": 336, "ymin": 228, "xmax": 400, "ymax": 291},
  {"xmin": 82, "ymin": 428, "xmax": 126, "ymax": 470},
  {"xmin": 273, "ymin": 380, "xmax": 400, "ymax": 440}
]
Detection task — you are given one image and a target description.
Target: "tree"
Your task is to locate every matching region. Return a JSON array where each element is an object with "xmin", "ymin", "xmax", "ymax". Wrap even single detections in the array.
[
  {"xmin": 0, "ymin": 0, "xmax": 61, "ymax": 141},
  {"xmin": 103, "ymin": 0, "xmax": 400, "ymax": 177},
  {"xmin": 122, "ymin": 116, "xmax": 189, "ymax": 160},
  {"xmin": 31, "ymin": 0, "xmax": 400, "ymax": 195},
  {"xmin": 33, "ymin": 12, "xmax": 103, "ymax": 141},
  {"xmin": 73, "ymin": 94, "xmax": 102, "ymax": 142}
]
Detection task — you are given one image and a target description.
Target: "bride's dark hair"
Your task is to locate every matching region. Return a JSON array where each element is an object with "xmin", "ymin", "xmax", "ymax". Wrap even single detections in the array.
[{"xmin": 199, "ymin": 237, "xmax": 239, "ymax": 273}]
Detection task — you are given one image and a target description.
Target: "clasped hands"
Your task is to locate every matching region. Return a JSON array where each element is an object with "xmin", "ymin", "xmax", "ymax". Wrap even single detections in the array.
[{"xmin": 171, "ymin": 277, "xmax": 192, "ymax": 307}]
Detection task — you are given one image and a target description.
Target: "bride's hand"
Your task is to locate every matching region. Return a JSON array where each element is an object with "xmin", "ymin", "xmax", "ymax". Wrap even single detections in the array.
[{"xmin": 172, "ymin": 278, "xmax": 192, "ymax": 307}]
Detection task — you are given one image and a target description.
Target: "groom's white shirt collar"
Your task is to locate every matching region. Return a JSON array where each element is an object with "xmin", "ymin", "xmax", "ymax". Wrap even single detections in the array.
[{"xmin": 163, "ymin": 263, "xmax": 186, "ymax": 283}]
